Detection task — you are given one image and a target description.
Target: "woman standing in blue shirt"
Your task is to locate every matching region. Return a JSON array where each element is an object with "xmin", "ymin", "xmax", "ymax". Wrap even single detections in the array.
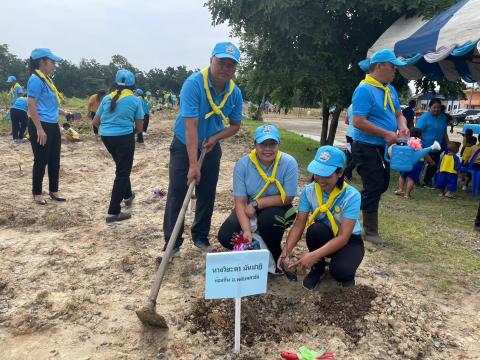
[
  {"xmin": 93, "ymin": 70, "xmax": 144, "ymax": 223},
  {"xmin": 218, "ymin": 125, "xmax": 298, "ymax": 265},
  {"xmin": 27, "ymin": 48, "xmax": 70, "ymax": 205},
  {"xmin": 278, "ymin": 146, "xmax": 364, "ymax": 290},
  {"xmin": 416, "ymin": 98, "xmax": 449, "ymax": 188},
  {"xmin": 133, "ymin": 88, "xmax": 151, "ymax": 143},
  {"xmin": 10, "ymin": 93, "xmax": 29, "ymax": 143}
]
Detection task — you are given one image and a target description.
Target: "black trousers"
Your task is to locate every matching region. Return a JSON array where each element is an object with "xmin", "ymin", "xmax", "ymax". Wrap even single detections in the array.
[
  {"xmin": 143, "ymin": 114, "xmax": 150, "ymax": 132},
  {"xmin": 217, "ymin": 206, "xmax": 293, "ymax": 262},
  {"xmin": 306, "ymin": 222, "xmax": 364, "ymax": 283},
  {"xmin": 423, "ymin": 151, "xmax": 441, "ymax": 185},
  {"xmin": 28, "ymin": 120, "xmax": 61, "ymax": 195},
  {"xmin": 101, "ymin": 133, "xmax": 135, "ymax": 215},
  {"xmin": 163, "ymin": 136, "xmax": 221, "ymax": 247},
  {"xmin": 352, "ymin": 141, "xmax": 390, "ymax": 213},
  {"xmin": 344, "ymin": 135, "xmax": 355, "ymax": 179},
  {"xmin": 10, "ymin": 108, "xmax": 28, "ymax": 140},
  {"xmin": 89, "ymin": 112, "xmax": 98, "ymax": 135}
]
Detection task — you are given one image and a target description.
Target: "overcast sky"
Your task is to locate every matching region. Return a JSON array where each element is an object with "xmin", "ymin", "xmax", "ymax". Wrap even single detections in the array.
[{"xmin": 0, "ymin": 0, "xmax": 237, "ymax": 71}]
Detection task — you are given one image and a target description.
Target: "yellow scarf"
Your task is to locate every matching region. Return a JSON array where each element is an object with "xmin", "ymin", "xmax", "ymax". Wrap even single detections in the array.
[
  {"xmin": 34, "ymin": 70, "xmax": 64, "ymax": 104},
  {"xmin": 108, "ymin": 89, "xmax": 134, "ymax": 102},
  {"xmin": 201, "ymin": 67, "xmax": 235, "ymax": 125},
  {"xmin": 249, "ymin": 149, "xmax": 286, "ymax": 203},
  {"xmin": 360, "ymin": 74, "xmax": 395, "ymax": 112},
  {"xmin": 439, "ymin": 154, "xmax": 457, "ymax": 174},
  {"xmin": 9, "ymin": 83, "xmax": 21, "ymax": 97},
  {"xmin": 307, "ymin": 182, "xmax": 348, "ymax": 236}
]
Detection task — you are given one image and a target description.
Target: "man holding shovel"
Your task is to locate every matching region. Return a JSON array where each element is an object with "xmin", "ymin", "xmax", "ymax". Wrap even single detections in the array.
[{"xmin": 163, "ymin": 42, "xmax": 243, "ymax": 255}]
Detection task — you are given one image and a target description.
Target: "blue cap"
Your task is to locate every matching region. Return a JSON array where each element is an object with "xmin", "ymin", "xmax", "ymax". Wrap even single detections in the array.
[
  {"xmin": 307, "ymin": 146, "xmax": 346, "ymax": 176},
  {"xmin": 145, "ymin": 91, "xmax": 152, "ymax": 96},
  {"xmin": 6, "ymin": 76, "xmax": 16, "ymax": 84},
  {"xmin": 134, "ymin": 88, "xmax": 144, "ymax": 96},
  {"xmin": 211, "ymin": 42, "xmax": 240, "ymax": 63},
  {"xmin": 115, "ymin": 69, "xmax": 135, "ymax": 86},
  {"xmin": 255, "ymin": 125, "xmax": 280, "ymax": 144},
  {"xmin": 30, "ymin": 48, "xmax": 62, "ymax": 62},
  {"xmin": 358, "ymin": 49, "xmax": 407, "ymax": 72}
]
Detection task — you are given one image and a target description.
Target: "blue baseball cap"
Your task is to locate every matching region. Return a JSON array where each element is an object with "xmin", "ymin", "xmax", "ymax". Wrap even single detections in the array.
[
  {"xmin": 6, "ymin": 76, "xmax": 16, "ymax": 83},
  {"xmin": 358, "ymin": 49, "xmax": 407, "ymax": 72},
  {"xmin": 145, "ymin": 91, "xmax": 152, "ymax": 96},
  {"xmin": 307, "ymin": 146, "xmax": 346, "ymax": 177},
  {"xmin": 115, "ymin": 69, "xmax": 135, "ymax": 87},
  {"xmin": 134, "ymin": 88, "xmax": 144, "ymax": 96},
  {"xmin": 211, "ymin": 42, "xmax": 240, "ymax": 63},
  {"xmin": 30, "ymin": 48, "xmax": 63, "ymax": 62},
  {"xmin": 254, "ymin": 124, "xmax": 280, "ymax": 144}
]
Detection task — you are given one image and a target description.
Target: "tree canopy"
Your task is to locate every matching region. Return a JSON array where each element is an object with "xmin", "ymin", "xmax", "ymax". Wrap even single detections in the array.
[
  {"xmin": 0, "ymin": 44, "xmax": 194, "ymax": 98},
  {"xmin": 207, "ymin": 0, "xmax": 461, "ymax": 144}
]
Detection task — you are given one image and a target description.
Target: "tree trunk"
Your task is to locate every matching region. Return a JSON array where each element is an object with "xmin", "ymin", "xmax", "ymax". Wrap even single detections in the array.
[
  {"xmin": 326, "ymin": 108, "xmax": 342, "ymax": 145},
  {"xmin": 320, "ymin": 98, "xmax": 329, "ymax": 145}
]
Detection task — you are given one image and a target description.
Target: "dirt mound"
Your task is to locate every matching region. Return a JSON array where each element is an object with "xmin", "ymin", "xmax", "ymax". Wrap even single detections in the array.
[
  {"xmin": 188, "ymin": 294, "xmax": 314, "ymax": 346},
  {"xmin": 314, "ymin": 285, "xmax": 377, "ymax": 341}
]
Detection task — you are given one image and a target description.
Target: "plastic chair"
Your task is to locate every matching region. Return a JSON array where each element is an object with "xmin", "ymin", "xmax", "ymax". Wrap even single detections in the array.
[{"xmin": 467, "ymin": 148, "xmax": 480, "ymax": 197}]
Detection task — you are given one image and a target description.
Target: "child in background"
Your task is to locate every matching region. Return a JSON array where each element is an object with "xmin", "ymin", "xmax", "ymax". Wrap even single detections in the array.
[
  {"xmin": 62, "ymin": 123, "xmax": 80, "ymax": 142},
  {"xmin": 460, "ymin": 136, "xmax": 478, "ymax": 190},
  {"xmin": 435, "ymin": 141, "xmax": 461, "ymax": 198},
  {"xmin": 395, "ymin": 128, "xmax": 435, "ymax": 199},
  {"xmin": 460, "ymin": 128, "xmax": 474, "ymax": 157}
]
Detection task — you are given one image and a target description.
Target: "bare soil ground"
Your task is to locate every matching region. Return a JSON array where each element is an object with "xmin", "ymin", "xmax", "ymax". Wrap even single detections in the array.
[{"xmin": 0, "ymin": 113, "xmax": 478, "ymax": 359}]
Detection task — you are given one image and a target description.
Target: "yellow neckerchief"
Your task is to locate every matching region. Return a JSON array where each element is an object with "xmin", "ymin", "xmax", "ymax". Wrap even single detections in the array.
[
  {"xmin": 201, "ymin": 67, "xmax": 235, "ymax": 125},
  {"xmin": 439, "ymin": 153, "xmax": 457, "ymax": 174},
  {"xmin": 248, "ymin": 149, "xmax": 286, "ymax": 203},
  {"xmin": 9, "ymin": 83, "xmax": 21, "ymax": 97},
  {"xmin": 108, "ymin": 89, "xmax": 134, "ymax": 102},
  {"xmin": 360, "ymin": 74, "xmax": 395, "ymax": 112},
  {"xmin": 33, "ymin": 70, "xmax": 64, "ymax": 104},
  {"xmin": 307, "ymin": 182, "xmax": 348, "ymax": 236}
]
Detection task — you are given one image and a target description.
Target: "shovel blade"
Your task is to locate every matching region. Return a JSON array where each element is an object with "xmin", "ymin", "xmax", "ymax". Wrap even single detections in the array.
[{"xmin": 136, "ymin": 306, "xmax": 169, "ymax": 328}]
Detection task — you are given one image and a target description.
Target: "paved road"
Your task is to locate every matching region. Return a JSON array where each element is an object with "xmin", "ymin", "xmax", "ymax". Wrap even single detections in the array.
[{"xmin": 265, "ymin": 115, "xmax": 463, "ymax": 143}]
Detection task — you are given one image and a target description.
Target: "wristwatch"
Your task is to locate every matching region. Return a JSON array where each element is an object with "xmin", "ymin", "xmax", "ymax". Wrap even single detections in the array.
[{"xmin": 250, "ymin": 200, "xmax": 259, "ymax": 212}]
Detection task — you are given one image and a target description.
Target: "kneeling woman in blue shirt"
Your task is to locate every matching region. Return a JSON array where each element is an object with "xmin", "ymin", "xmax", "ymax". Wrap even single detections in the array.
[
  {"xmin": 93, "ymin": 70, "xmax": 144, "ymax": 223},
  {"xmin": 279, "ymin": 146, "xmax": 364, "ymax": 290},
  {"xmin": 27, "ymin": 48, "xmax": 70, "ymax": 205},
  {"xmin": 218, "ymin": 125, "xmax": 298, "ymax": 264}
]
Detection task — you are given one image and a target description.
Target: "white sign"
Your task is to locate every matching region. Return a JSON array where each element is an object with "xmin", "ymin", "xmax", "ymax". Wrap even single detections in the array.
[{"xmin": 205, "ymin": 250, "xmax": 269, "ymax": 300}]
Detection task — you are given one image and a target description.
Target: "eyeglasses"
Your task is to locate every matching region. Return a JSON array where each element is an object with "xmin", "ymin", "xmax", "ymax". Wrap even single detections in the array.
[
  {"xmin": 216, "ymin": 58, "xmax": 237, "ymax": 72},
  {"xmin": 257, "ymin": 142, "xmax": 279, "ymax": 149}
]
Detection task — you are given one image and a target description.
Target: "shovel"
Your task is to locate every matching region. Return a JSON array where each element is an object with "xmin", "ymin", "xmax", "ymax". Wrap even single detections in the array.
[{"xmin": 136, "ymin": 148, "xmax": 205, "ymax": 328}]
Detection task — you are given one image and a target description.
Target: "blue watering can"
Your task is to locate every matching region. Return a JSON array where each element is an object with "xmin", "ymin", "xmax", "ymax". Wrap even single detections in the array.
[{"xmin": 385, "ymin": 138, "xmax": 441, "ymax": 172}]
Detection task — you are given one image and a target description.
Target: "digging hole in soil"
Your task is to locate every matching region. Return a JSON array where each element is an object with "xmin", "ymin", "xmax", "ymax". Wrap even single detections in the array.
[{"xmin": 187, "ymin": 285, "xmax": 377, "ymax": 346}]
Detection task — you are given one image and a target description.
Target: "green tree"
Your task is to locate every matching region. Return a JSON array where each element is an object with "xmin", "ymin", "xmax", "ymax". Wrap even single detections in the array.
[{"xmin": 206, "ymin": 0, "xmax": 459, "ymax": 144}]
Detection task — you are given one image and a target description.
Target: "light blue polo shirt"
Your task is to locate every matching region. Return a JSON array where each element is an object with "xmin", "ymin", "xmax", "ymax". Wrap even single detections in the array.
[
  {"xmin": 416, "ymin": 112, "xmax": 447, "ymax": 147},
  {"xmin": 233, "ymin": 152, "xmax": 298, "ymax": 203},
  {"xmin": 346, "ymin": 104, "xmax": 355, "ymax": 138},
  {"xmin": 352, "ymin": 83, "xmax": 400, "ymax": 146},
  {"xmin": 298, "ymin": 182, "xmax": 362, "ymax": 235},
  {"xmin": 97, "ymin": 94, "xmax": 144, "ymax": 136},
  {"xmin": 11, "ymin": 97, "xmax": 28, "ymax": 112},
  {"xmin": 140, "ymin": 97, "xmax": 151, "ymax": 115},
  {"xmin": 10, "ymin": 85, "xmax": 23, "ymax": 105},
  {"xmin": 27, "ymin": 75, "xmax": 59, "ymax": 123},
  {"xmin": 173, "ymin": 70, "xmax": 243, "ymax": 147}
]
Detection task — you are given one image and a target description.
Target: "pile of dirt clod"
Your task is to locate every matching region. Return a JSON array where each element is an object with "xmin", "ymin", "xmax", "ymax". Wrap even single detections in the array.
[
  {"xmin": 187, "ymin": 284, "xmax": 448, "ymax": 359},
  {"xmin": 314, "ymin": 284, "xmax": 377, "ymax": 341},
  {"xmin": 188, "ymin": 293, "xmax": 315, "ymax": 346}
]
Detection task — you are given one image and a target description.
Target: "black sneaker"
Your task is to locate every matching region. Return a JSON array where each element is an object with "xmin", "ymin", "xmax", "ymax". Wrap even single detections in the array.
[
  {"xmin": 124, "ymin": 192, "xmax": 135, "ymax": 206},
  {"xmin": 106, "ymin": 211, "xmax": 131, "ymax": 223},
  {"xmin": 302, "ymin": 267, "xmax": 326, "ymax": 291},
  {"xmin": 423, "ymin": 183, "xmax": 435, "ymax": 189},
  {"xmin": 341, "ymin": 279, "xmax": 355, "ymax": 288},
  {"xmin": 193, "ymin": 239, "xmax": 211, "ymax": 253}
]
